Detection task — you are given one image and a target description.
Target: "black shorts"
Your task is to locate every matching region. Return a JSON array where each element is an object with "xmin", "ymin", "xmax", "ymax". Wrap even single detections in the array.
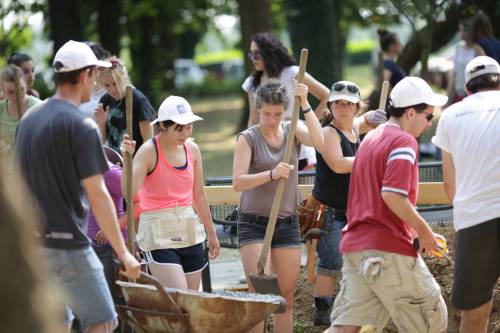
[
  {"xmin": 144, "ymin": 243, "xmax": 207, "ymax": 274},
  {"xmin": 237, "ymin": 213, "xmax": 301, "ymax": 248},
  {"xmin": 452, "ymin": 217, "xmax": 500, "ymax": 310}
]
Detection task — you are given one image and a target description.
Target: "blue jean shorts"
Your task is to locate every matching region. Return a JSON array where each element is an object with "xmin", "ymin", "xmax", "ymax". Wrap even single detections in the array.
[
  {"xmin": 237, "ymin": 213, "xmax": 301, "ymax": 248},
  {"xmin": 43, "ymin": 246, "xmax": 117, "ymax": 330},
  {"xmin": 316, "ymin": 209, "xmax": 347, "ymax": 276}
]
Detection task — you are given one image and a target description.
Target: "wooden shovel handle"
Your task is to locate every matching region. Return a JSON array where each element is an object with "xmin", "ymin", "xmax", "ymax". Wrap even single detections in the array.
[
  {"xmin": 257, "ymin": 49, "xmax": 309, "ymax": 275},
  {"xmin": 306, "ymin": 239, "xmax": 317, "ymax": 285},
  {"xmin": 125, "ymin": 85, "xmax": 135, "ymax": 254},
  {"xmin": 379, "ymin": 80, "xmax": 389, "ymax": 111},
  {"xmin": 13, "ymin": 67, "xmax": 24, "ymax": 119}
]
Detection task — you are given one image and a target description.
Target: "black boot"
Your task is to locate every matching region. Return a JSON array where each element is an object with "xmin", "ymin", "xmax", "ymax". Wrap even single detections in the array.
[{"xmin": 314, "ymin": 296, "xmax": 333, "ymax": 326}]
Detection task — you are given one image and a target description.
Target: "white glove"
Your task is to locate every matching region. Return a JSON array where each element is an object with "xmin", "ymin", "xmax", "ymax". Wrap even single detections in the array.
[{"xmin": 364, "ymin": 109, "xmax": 387, "ymax": 127}]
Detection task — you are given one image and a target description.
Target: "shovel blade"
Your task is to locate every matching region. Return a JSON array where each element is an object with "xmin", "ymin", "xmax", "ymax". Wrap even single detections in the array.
[{"xmin": 249, "ymin": 273, "xmax": 285, "ymax": 313}]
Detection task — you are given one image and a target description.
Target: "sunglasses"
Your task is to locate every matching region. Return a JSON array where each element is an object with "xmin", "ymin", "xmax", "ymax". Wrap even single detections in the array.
[
  {"xmin": 248, "ymin": 51, "xmax": 261, "ymax": 61},
  {"xmin": 425, "ymin": 113, "xmax": 434, "ymax": 122},
  {"xmin": 333, "ymin": 82, "xmax": 359, "ymax": 95}
]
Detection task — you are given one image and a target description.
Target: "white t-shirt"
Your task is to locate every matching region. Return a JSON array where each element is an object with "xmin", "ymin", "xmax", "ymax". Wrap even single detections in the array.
[
  {"xmin": 432, "ymin": 90, "xmax": 500, "ymax": 231},
  {"xmin": 242, "ymin": 65, "xmax": 299, "ymax": 120},
  {"xmin": 453, "ymin": 42, "xmax": 475, "ymax": 95}
]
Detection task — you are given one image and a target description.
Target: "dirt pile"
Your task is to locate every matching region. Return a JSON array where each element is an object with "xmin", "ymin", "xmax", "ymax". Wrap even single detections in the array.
[{"xmin": 291, "ymin": 225, "xmax": 500, "ymax": 333}]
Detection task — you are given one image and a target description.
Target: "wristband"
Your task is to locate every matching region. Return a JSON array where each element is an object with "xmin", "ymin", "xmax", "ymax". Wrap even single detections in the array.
[
  {"xmin": 302, "ymin": 107, "xmax": 312, "ymax": 114},
  {"xmin": 270, "ymin": 169, "xmax": 274, "ymax": 181}
]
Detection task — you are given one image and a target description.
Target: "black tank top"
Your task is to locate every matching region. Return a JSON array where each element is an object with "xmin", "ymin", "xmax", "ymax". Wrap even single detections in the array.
[{"xmin": 312, "ymin": 125, "xmax": 360, "ymax": 210}]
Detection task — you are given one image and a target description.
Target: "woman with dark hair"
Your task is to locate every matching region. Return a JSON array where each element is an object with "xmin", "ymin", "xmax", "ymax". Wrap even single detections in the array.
[
  {"xmin": 378, "ymin": 29, "xmax": 406, "ymax": 90},
  {"xmin": 471, "ymin": 12, "xmax": 500, "ymax": 63},
  {"xmin": 243, "ymin": 32, "xmax": 329, "ymax": 169},
  {"xmin": 7, "ymin": 52, "xmax": 39, "ymax": 98},
  {"xmin": 233, "ymin": 79, "xmax": 324, "ymax": 333}
]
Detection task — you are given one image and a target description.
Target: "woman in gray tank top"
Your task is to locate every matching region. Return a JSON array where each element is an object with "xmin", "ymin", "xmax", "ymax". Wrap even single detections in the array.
[{"xmin": 233, "ymin": 79, "xmax": 324, "ymax": 333}]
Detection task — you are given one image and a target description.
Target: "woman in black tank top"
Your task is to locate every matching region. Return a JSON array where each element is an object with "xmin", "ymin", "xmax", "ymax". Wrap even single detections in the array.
[{"xmin": 310, "ymin": 80, "xmax": 386, "ymax": 325}]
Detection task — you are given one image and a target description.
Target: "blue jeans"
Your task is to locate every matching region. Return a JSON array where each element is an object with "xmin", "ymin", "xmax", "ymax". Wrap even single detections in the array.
[
  {"xmin": 44, "ymin": 246, "xmax": 117, "ymax": 330},
  {"xmin": 237, "ymin": 213, "xmax": 301, "ymax": 248},
  {"xmin": 316, "ymin": 209, "xmax": 346, "ymax": 276}
]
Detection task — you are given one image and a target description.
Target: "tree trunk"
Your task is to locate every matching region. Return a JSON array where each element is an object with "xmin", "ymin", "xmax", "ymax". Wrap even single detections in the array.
[
  {"xmin": 286, "ymin": 0, "xmax": 345, "ymax": 87},
  {"xmin": 237, "ymin": 0, "xmax": 272, "ymax": 131},
  {"xmin": 46, "ymin": 0, "xmax": 84, "ymax": 55},
  {"xmin": 97, "ymin": 0, "xmax": 122, "ymax": 56}
]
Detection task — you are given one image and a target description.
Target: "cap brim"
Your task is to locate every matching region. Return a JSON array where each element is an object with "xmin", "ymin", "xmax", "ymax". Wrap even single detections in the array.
[
  {"xmin": 95, "ymin": 60, "xmax": 112, "ymax": 68},
  {"xmin": 150, "ymin": 114, "xmax": 203, "ymax": 126},
  {"xmin": 425, "ymin": 93, "xmax": 448, "ymax": 107},
  {"xmin": 329, "ymin": 94, "xmax": 360, "ymax": 104}
]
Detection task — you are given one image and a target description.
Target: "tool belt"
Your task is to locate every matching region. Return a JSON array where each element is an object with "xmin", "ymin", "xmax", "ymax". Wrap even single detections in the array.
[
  {"xmin": 297, "ymin": 195, "xmax": 326, "ymax": 238},
  {"xmin": 137, "ymin": 206, "xmax": 206, "ymax": 251}
]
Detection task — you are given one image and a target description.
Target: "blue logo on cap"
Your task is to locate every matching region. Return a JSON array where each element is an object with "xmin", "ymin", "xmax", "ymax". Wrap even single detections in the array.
[{"xmin": 177, "ymin": 104, "xmax": 187, "ymax": 114}]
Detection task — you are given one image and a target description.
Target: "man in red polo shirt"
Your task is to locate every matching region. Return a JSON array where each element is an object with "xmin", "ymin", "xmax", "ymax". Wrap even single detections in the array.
[{"xmin": 326, "ymin": 77, "xmax": 448, "ymax": 333}]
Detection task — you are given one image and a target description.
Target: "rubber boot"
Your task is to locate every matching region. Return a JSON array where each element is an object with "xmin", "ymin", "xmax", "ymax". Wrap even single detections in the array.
[{"xmin": 314, "ymin": 296, "xmax": 333, "ymax": 326}]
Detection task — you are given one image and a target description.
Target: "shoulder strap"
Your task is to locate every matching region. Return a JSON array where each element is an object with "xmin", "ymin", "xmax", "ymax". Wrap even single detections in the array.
[{"xmin": 146, "ymin": 137, "xmax": 159, "ymax": 176}]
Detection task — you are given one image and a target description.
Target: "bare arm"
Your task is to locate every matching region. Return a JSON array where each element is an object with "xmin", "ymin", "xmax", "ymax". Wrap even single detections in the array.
[
  {"xmin": 139, "ymin": 120, "xmax": 154, "ymax": 142},
  {"xmin": 83, "ymin": 174, "xmax": 140, "ymax": 278},
  {"xmin": 232, "ymin": 135, "xmax": 294, "ymax": 192},
  {"xmin": 474, "ymin": 44, "xmax": 486, "ymax": 56},
  {"xmin": 442, "ymin": 151, "xmax": 456, "ymax": 201},
  {"xmin": 94, "ymin": 104, "xmax": 108, "ymax": 143},
  {"xmin": 354, "ymin": 114, "xmax": 374, "ymax": 135},
  {"xmin": 381, "ymin": 191, "xmax": 439, "ymax": 253},
  {"xmin": 316, "ymin": 127, "xmax": 354, "ymax": 174},
  {"xmin": 247, "ymin": 92, "xmax": 258, "ymax": 128},
  {"xmin": 189, "ymin": 141, "xmax": 220, "ymax": 259},
  {"xmin": 293, "ymin": 81, "xmax": 324, "ymax": 147},
  {"xmin": 303, "ymin": 72, "xmax": 330, "ymax": 119}
]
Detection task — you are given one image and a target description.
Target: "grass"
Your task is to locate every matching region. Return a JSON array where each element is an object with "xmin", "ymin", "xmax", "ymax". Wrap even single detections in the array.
[{"xmin": 192, "ymin": 64, "xmax": 376, "ymax": 179}]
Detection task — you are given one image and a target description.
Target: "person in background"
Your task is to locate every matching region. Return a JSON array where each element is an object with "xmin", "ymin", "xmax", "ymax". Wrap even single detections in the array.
[
  {"xmin": 0, "ymin": 65, "xmax": 42, "ymax": 158},
  {"xmin": 310, "ymin": 81, "xmax": 385, "ymax": 326},
  {"xmin": 95, "ymin": 57, "xmax": 154, "ymax": 154},
  {"xmin": 471, "ymin": 12, "xmax": 500, "ymax": 64},
  {"xmin": 243, "ymin": 32, "xmax": 330, "ymax": 170},
  {"xmin": 121, "ymin": 95, "xmax": 220, "ymax": 290},
  {"xmin": 447, "ymin": 19, "xmax": 485, "ymax": 104},
  {"xmin": 378, "ymin": 29, "xmax": 406, "ymax": 91},
  {"xmin": 434, "ymin": 56, "xmax": 500, "ymax": 333},
  {"xmin": 233, "ymin": 79, "xmax": 324, "ymax": 333},
  {"xmin": 79, "ymin": 42, "xmax": 112, "ymax": 118},
  {"xmin": 8, "ymin": 52, "xmax": 40, "ymax": 98}
]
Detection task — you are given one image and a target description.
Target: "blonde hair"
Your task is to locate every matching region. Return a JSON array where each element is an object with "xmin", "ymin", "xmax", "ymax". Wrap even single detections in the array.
[{"xmin": 97, "ymin": 57, "xmax": 132, "ymax": 99}]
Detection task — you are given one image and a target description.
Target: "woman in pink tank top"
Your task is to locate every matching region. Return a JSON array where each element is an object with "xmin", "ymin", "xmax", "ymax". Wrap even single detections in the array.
[{"xmin": 121, "ymin": 95, "xmax": 220, "ymax": 290}]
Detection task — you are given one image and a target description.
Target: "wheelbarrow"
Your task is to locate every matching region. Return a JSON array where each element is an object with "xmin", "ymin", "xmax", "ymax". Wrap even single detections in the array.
[{"xmin": 115, "ymin": 268, "xmax": 286, "ymax": 333}]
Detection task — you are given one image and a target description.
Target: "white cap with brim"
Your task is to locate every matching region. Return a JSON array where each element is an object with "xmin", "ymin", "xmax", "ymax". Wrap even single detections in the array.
[
  {"xmin": 53, "ymin": 40, "xmax": 111, "ymax": 72},
  {"xmin": 328, "ymin": 81, "xmax": 361, "ymax": 104},
  {"xmin": 465, "ymin": 56, "xmax": 500, "ymax": 84},
  {"xmin": 390, "ymin": 77, "xmax": 447, "ymax": 108},
  {"xmin": 151, "ymin": 95, "xmax": 203, "ymax": 125}
]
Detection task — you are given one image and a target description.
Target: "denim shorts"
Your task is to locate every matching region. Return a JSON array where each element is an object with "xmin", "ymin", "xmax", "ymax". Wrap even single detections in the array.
[
  {"xmin": 316, "ymin": 209, "xmax": 347, "ymax": 276},
  {"xmin": 143, "ymin": 243, "xmax": 208, "ymax": 274},
  {"xmin": 237, "ymin": 213, "xmax": 301, "ymax": 248},
  {"xmin": 43, "ymin": 246, "xmax": 117, "ymax": 330}
]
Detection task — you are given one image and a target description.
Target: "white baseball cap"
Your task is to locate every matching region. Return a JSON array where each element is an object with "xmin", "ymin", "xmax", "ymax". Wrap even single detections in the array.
[
  {"xmin": 465, "ymin": 56, "xmax": 500, "ymax": 84},
  {"xmin": 151, "ymin": 96, "xmax": 203, "ymax": 125},
  {"xmin": 390, "ymin": 77, "xmax": 447, "ymax": 108},
  {"xmin": 53, "ymin": 40, "xmax": 111, "ymax": 73},
  {"xmin": 328, "ymin": 81, "xmax": 361, "ymax": 104}
]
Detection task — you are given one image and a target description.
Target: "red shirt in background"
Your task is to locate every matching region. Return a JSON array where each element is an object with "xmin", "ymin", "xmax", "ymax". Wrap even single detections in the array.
[{"xmin": 341, "ymin": 124, "xmax": 419, "ymax": 257}]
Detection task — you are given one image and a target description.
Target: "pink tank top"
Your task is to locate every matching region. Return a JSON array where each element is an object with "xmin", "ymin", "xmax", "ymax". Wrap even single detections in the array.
[{"xmin": 140, "ymin": 136, "xmax": 194, "ymax": 212}]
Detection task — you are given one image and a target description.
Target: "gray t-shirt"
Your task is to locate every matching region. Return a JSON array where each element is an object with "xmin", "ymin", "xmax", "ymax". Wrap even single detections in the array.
[
  {"xmin": 16, "ymin": 98, "xmax": 109, "ymax": 249},
  {"xmin": 239, "ymin": 122, "xmax": 300, "ymax": 218}
]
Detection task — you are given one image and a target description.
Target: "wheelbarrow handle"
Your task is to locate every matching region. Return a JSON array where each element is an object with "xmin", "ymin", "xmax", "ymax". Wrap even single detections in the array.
[{"xmin": 114, "ymin": 259, "xmax": 189, "ymax": 327}]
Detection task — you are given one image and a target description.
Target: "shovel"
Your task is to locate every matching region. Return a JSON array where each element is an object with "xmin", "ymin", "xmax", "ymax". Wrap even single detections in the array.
[
  {"xmin": 124, "ymin": 85, "xmax": 135, "ymax": 254},
  {"xmin": 249, "ymin": 49, "xmax": 309, "ymax": 298},
  {"xmin": 13, "ymin": 67, "xmax": 24, "ymax": 119}
]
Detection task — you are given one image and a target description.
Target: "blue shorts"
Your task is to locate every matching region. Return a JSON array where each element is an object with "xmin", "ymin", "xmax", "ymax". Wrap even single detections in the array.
[
  {"xmin": 144, "ymin": 243, "xmax": 208, "ymax": 274},
  {"xmin": 237, "ymin": 213, "xmax": 301, "ymax": 248},
  {"xmin": 43, "ymin": 246, "xmax": 117, "ymax": 330},
  {"xmin": 316, "ymin": 209, "xmax": 346, "ymax": 276}
]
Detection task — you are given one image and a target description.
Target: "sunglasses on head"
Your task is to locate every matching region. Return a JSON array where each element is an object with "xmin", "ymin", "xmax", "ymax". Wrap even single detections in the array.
[
  {"xmin": 333, "ymin": 82, "xmax": 359, "ymax": 94},
  {"xmin": 248, "ymin": 51, "xmax": 261, "ymax": 61}
]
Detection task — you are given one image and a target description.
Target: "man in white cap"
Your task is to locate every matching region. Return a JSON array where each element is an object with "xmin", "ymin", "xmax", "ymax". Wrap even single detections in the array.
[
  {"xmin": 16, "ymin": 40, "xmax": 140, "ymax": 333},
  {"xmin": 326, "ymin": 77, "xmax": 448, "ymax": 333},
  {"xmin": 433, "ymin": 56, "xmax": 500, "ymax": 333}
]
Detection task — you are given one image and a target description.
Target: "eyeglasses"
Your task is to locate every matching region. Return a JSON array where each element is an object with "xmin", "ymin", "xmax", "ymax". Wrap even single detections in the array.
[
  {"xmin": 248, "ymin": 51, "xmax": 261, "ymax": 61},
  {"xmin": 333, "ymin": 82, "xmax": 359, "ymax": 95},
  {"xmin": 417, "ymin": 111, "xmax": 434, "ymax": 122}
]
